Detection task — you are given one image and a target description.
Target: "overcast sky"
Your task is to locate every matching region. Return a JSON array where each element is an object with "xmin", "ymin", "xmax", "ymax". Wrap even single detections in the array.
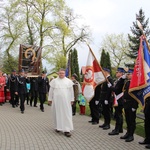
[{"xmin": 65, "ymin": 0, "xmax": 150, "ymax": 69}]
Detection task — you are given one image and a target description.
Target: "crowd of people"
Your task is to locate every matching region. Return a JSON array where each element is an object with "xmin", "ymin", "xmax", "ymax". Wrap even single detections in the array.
[
  {"xmin": 0, "ymin": 67, "xmax": 150, "ymax": 148},
  {"xmin": 0, "ymin": 69, "xmax": 50, "ymax": 113},
  {"xmin": 88, "ymin": 67, "xmax": 150, "ymax": 149}
]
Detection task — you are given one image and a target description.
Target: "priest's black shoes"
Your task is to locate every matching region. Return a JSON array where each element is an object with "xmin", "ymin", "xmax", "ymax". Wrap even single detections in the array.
[
  {"xmin": 108, "ymin": 130, "xmax": 119, "ymax": 135},
  {"xmin": 64, "ymin": 132, "xmax": 71, "ymax": 137},
  {"xmin": 125, "ymin": 136, "xmax": 134, "ymax": 142},
  {"xmin": 55, "ymin": 129, "xmax": 60, "ymax": 133},
  {"xmin": 88, "ymin": 120, "xmax": 93, "ymax": 123},
  {"xmin": 145, "ymin": 145, "xmax": 150, "ymax": 149}
]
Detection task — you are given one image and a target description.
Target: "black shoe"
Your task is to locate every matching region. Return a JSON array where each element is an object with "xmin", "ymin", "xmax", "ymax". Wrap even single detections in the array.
[
  {"xmin": 64, "ymin": 132, "xmax": 71, "ymax": 137},
  {"xmin": 55, "ymin": 129, "xmax": 60, "ymax": 133},
  {"xmin": 139, "ymin": 140, "xmax": 150, "ymax": 145},
  {"xmin": 119, "ymin": 129, "xmax": 123, "ymax": 133},
  {"xmin": 120, "ymin": 133, "xmax": 129, "ymax": 139},
  {"xmin": 103, "ymin": 125, "xmax": 110, "ymax": 130},
  {"xmin": 99, "ymin": 124, "xmax": 106, "ymax": 128},
  {"xmin": 145, "ymin": 145, "xmax": 150, "ymax": 149},
  {"xmin": 108, "ymin": 130, "xmax": 119, "ymax": 135},
  {"xmin": 125, "ymin": 136, "xmax": 134, "ymax": 142},
  {"xmin": 41, "ymin": 109, "xmax": 44, "ymax": 112},
  {"xmin": 92, "ymin": 122, "xmax": 99, "ymax": 125},
  {"xmin": 21, "ymin": 111, "xmax": 24, "ymax": 114},
  {"xmin": 88, "ymin": 120, "xmax": 93, "ymax": 123},
  {"xmin": 12, "ymin": 105, "xmax": 15, "ymax": 108},
  {"xmin": 34, "ymin": 105, "xmax": 37, "ymax": 107}
]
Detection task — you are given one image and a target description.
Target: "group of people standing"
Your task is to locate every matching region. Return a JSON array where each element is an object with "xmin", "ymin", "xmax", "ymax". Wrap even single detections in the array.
[
  {"xmin": 88, "ymin": 67, "xmax": 150, "ymax": 149},
  {"xmin": 89, "ymin": 67, "xmax": 138, "ymax": 142},
  {"xmin": 0, "ymin": 69, "xmax": 50, "ymax": 114}
]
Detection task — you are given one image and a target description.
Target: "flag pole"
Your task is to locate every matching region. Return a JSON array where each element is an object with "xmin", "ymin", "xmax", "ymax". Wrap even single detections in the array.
[
  {"xmin": 137, "ymin": 20, "xmax": 150, "ymax": 52},
  {"xmin": 85, "ymin": 42, "xmax": 109, "ymax": 82}
]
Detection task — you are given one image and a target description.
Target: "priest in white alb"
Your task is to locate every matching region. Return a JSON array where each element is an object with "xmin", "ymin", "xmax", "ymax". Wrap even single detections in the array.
[{"xmin": 48, "ymin": 68, "xmax": 74, "ymax": 137}]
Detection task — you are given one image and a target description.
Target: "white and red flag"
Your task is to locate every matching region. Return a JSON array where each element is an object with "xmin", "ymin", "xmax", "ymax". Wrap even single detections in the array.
[{"xmin": 82, "ymin": 45, "xmax": 106, "ymax": 102}]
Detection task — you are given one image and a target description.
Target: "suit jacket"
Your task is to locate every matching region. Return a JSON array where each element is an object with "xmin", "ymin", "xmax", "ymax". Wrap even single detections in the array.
[
  {"xmin": 110, "ymin": 77, "xmax": 125, "ymax": 105},
  {"xmin": 123, "ymin": 80, "xmax": 138, "ymax": 109},
  {"xmin": 16, "ymin": 76, "xmax": 28, "ymax": 94},
  {"xmin": 100, "ymin": 76, "xmax": 114, "ymax": 103},
  {"xmin": 30, "ymin": 77, "xmax": 38, "ymax": 92},
  {"xmin": 7, "ymin": 74, "xmax": 18, "ymax": 92},
  {"xmin": 38, "ymin": 76, "xmax": 49, "ymax": 93}
]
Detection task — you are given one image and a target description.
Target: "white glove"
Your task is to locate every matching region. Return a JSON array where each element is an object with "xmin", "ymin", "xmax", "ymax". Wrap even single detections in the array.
[
  {"xmin": 107, "ymin": 82, "xmax": 112, "ymax": 88},
  {"xmin": 122, "ymin": 74, "xmax": 126, "ymax": 79},
  {"xmin": 95, "ymin": 101, "xmax": 99, "ymax": 105},
  {"xmin": 132, "ymin": 108, "xmax": 136, "ymax": 112},
  {"xmin": 104, "ymin": 100, "xmax": 108, "ymax": 105}
]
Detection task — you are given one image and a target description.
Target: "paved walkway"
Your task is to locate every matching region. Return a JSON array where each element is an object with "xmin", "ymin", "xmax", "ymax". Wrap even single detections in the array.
[{"xmin": 0, "ymin": 102, "xmax": 146, "ymax": 150}]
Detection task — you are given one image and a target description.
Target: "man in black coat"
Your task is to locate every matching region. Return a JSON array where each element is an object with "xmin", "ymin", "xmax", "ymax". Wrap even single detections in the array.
[
  {"xmin": 108, "ymin": 67, "xmax": 126, "ymax": 135},
  {"xmin": 30, "ymin": 77, "xmax": 38, "ymax": 107},
  {"xmin": 38, "ymin": 71, "xmax": 49, "ymax": 112},
  {"xmin": 99, "ymin": 68, "xmax": 114, "ymax": 130},
  {"xmin": 7, "ymin": 69, "xmax": 18, "ymax": 108},
  {"xmin": 120, "ymin": 69, "xmax": 138, "ymax": 142},
  {"xmin": 15, "ymin": 69, "xmax": 29, "ymax": 114},
  {"xmin": 89, "ymin": 84, "xmax": 101, "ymax": 125}
]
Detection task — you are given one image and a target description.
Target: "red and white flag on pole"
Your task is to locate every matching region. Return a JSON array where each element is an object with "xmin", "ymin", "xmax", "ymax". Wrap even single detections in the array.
[{"xmin": 82, "ymin": 45, "xmax": 106, "ymax": 102}]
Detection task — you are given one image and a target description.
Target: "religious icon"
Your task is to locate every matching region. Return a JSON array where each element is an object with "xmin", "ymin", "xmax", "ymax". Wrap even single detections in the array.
[{"xmin": 19, "ymin": 44, "xmax": 42, "ymax": 76}]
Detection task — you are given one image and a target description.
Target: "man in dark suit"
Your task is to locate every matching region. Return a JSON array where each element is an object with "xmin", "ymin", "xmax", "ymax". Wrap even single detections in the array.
[
  {"xmin": 38, "ymin": 71, "xmax": 49, "ymax": 112},
  {"xmin": 15, "ymin": 69, "xmax": 28, "ymax": 114},
  {"xmin": 108, "ymin": 67, "xmax": 126, "ymax": 135},
  {"xmin": 89, "ymin": 84, "xmax": 101, "ymax": 125},
  {"xmin": 99, "ymin": 68, "xmax": 114, "ymax": 130},
  {"xmin": 30, "ymin": 77, "xmax": 38, "ymax": 107},
  {"xmin": 120, "ymin": 69, "xmax": 138, "ymax": 142},
  {"xmin": 7, "ymin": 69, "xmax": 18, "ymax": 108}
]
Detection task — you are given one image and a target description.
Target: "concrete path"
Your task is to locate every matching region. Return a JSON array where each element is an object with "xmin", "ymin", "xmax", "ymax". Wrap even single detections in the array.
[{"xmin": 0, "ymin": 102, "xmax": 146, "ymax": 150}]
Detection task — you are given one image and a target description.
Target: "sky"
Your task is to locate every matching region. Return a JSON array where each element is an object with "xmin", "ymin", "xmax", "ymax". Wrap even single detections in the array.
[{"xmin": 65, "ymin": 0, "xmax": 150, "ymax": 69}]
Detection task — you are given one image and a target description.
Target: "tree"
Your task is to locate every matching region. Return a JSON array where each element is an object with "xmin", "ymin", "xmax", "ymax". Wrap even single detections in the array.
[
  {"xmin": 100, "ymin": 49, "xmax": 106, "ymax": 68},
  {"xmin": 100, "ymin": 33, "xmax": 131, "ymax": 68},
  {"xmin": 70, "ymin": 48, "xmax": 80, "ymax": 81},
  {"xmin": 0, "ymin": 0, "xmax": 91, "ymax": 72},
  {"xmin": 128, "ymin": 8, "xmax": 150, "ymax": 59},
  {"xmin": 100, "ymin": 49, "xmax": 112, "ymax": 74},
  {"xmin": 0, "ymin": 3, "xmax": 25, "ymax": 72}
]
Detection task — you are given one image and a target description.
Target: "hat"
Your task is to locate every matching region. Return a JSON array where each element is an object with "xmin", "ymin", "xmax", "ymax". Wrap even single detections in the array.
[
  {"xmin": 103, "ymin": 68, "xmax": 110, "ymax": 73},
  {"xmin": 42, "ymin": 71, "xmax": 47, "ymax": 74},
  {"xmin": 72, "ymin": 73, "xmax": 78, "ymax": 79},
  {"xmin": 20, "ymin": 69, "xmax": 25, "ymax": 72},
  {"xmin": 127, "ymin": 69, "xmax": 134, "ymax": 73},
  {"xmin": 12, "ymin": 69, "xmax": 16, "ymax": 72},
  {"xmin": 116, "ymin": 67, "xmax": 125, "ymax": 73}
]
